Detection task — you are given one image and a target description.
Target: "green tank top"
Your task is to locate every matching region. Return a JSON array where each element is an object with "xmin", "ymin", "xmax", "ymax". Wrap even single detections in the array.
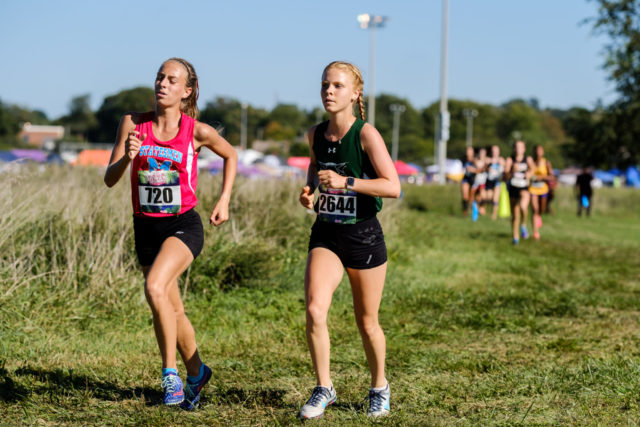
[{"xmin": 313, "ymin": 118, "xmax": 383, "ymax": 224}]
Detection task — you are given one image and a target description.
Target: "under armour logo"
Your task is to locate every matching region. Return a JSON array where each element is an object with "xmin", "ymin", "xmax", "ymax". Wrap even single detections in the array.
[{"xmin": 328, "ymin": 147, "xmax": 336, "ymax": 154}]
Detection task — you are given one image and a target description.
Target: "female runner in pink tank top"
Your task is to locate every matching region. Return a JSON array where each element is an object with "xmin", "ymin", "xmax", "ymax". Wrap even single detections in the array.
[{"xmin": 104, "ymin": 58, "xmax": 237, "ymax": 408}]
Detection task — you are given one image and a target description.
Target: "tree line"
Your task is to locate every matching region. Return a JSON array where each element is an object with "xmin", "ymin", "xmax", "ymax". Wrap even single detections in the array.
[{"xmin": 0, "ymin": 90, "xmax": 616, "ymax": 169}]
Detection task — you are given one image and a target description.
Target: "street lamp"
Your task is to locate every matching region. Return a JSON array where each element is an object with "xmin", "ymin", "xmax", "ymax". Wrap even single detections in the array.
[
  {"xmin": 462, "ymin": 108, "xmax": 478, "ymax": 147},
  {"xmin": 389, "ymin": 104, "xmax": 406, "ymax": 162},
  {"xmin": 357, "ymin": 13, "xmax": 389, "ymax": 127}
]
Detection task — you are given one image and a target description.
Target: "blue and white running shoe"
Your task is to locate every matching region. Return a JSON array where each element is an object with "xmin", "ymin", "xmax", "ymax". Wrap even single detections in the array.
[
  {"xmin": 299, "ymin": 385, "xmax": 337, "ymax": 419},
  {"xmin": 472, "ymin": 201, "xmax": 479, "ymax": 222},
  {"xmin": 162, "ymin": 373, "xmax": 184, "ymax": 406},
  {"xmin": 520, "ymin": 225, "xmax": 529, "ymax": 239},
  {"xmin": 181, "ymin": 364, "xmax": 212, "ymax": 410},
  {"xmin": 367, "ymin": 383, "xmax": 390, "ymax": 417}
]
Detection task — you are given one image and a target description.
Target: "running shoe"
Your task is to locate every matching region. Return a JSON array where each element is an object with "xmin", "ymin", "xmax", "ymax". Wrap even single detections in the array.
[
  {"xmin": 299, "ymin": 385, "xmax": 337, "ymax": 419},
  {"xmin": 512, "ymin": 238, "xmax": 519, "ymax": 245},
  {"xmin": 533, "ymin": 231, "xmax": 540, "ymax": 240},
  {"xmin": 181, "ymin": 364, "xmax": 212, "ymax": 411},
  {"xmin": 162, "ymin": 373, "xmax": 184, "ymax": 406},
  {"xmin": 472, "ymin": 202, "xmax": 479, "ymax": 222},
  {"xmin": 367, "ymin": 383, "xmax": 390, "ymax": 417},
  {"xmin": 520, "ymin": 225, "xmax": 529, "ymax": 239},
  {"xmin": 535, "ymin": 216, "xmax": 543, "ymax": 229}
]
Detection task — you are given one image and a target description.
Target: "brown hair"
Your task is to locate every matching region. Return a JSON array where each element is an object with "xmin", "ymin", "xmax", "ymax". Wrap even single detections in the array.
[
  {"xmin": 323, "ymin": 61, "xmax": 365, "ymax": 120},
  {"xmin": 163, "ymin": 57, "xmax": 199, "ymax": 119}
]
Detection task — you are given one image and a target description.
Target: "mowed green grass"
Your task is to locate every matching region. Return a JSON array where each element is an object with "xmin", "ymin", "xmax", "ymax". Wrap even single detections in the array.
[{"xmin": 1, "ymin": 167, "xmax": 639, "ymax": 425}]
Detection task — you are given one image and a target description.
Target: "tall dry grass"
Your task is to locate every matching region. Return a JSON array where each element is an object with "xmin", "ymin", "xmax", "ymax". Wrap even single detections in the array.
[{"xmin": 0, "ymin": 166, "xmax": 401, "ymax": 312}]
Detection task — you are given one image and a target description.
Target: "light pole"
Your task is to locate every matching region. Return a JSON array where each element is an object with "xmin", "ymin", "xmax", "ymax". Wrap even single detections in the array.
[
  {"xmin": 240, "ymin": 103, "xmax": 248, "ymax": 150},
  {"xmin": 437, "ymin": 0, "xmax": 450, "ymax": 185},
  {"xmin": 357, "ymin": 13, "xmax": 388, "ymax": 127},
  {"xmin": 463, "ymin": 108, "xmax": 478, "ymax": 147},
  {"xmin": 389, "ymin": 104, "xmax": 406, "ymax": 162}
]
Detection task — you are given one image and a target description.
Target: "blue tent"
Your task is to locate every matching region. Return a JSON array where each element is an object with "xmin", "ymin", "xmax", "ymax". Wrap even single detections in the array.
[
  {"xmin": 594, "ymin": 170, "xmax": 616, "ymax": 185},
  {"xmin": 625, "ymin": 166, "xmax": 640, "ymax": 188},
  {"xmin": 608, "ymin": 167, "xmax": 623, "ymax": 176},
  {"xmin": 0, "ymin": 151, "xmax": 18, "ymax": 162}
]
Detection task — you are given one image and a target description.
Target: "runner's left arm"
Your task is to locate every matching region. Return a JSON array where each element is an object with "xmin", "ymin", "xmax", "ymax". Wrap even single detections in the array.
[
  {"xmin": 194, "ymin": 122, "xmax": 238, "ymax": 225},
  {"xmin": 546, "ymin": 159, "xmax": 555, "ymax": 182}
]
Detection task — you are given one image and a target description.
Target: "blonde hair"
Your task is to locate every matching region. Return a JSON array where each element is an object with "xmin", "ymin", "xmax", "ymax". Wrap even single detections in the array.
[
  {"xmin": 163, "ymin": 57, "xmax": 199, "ymax": 119},
  {"xmin": 323, "ymin": 61, "xmax": 365, "ymax": 120}
]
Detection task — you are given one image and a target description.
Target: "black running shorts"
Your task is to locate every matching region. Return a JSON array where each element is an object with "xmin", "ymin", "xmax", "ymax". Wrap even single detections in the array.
[
  {"xmin": 508, "ymin": 185, "xmax": 528, "ymax": 201},
  {"xmin": 308, "ymin": 216, "xmax": 387, "ymax": 270},
  {"xmin": 133, "ymin": 208, "xmax": 204, "ymax": 266},
  {"xmin": 485, "ymin": 180, "xmax": 498, "ymax": 190}
]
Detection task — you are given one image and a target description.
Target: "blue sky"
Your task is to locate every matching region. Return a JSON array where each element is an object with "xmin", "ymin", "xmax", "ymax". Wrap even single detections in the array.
[{"xmin": 0, "ymin": 0, "xmax": 614, "ymax": 119}]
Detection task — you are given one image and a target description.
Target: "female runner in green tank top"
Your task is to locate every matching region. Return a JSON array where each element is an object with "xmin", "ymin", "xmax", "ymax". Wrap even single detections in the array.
[{"xmin": 298, "ymin": 61, "xmax": 401, "ymax": 419}]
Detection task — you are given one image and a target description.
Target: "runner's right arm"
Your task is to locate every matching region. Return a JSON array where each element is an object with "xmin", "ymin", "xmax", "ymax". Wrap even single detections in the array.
[
  {"xmin": 104, "ymin": 114, "xmax": 143, "ymax": 187},
  {"xmin": 300, "ymin": 126, "xmax": 318, "ymax": 209}
]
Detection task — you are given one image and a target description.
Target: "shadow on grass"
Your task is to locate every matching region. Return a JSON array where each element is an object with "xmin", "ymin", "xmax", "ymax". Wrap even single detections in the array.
[
  {"xmin": 0, "ymin": 365, "xmax": 290, "ymax": 409},
  {"xmin": 0, "ymin": 365, "xmax": 163, "ymax": 405}
]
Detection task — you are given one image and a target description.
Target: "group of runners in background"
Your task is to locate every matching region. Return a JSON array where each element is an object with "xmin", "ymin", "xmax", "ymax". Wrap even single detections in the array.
[{"xmin": 460, "ymin": 140, "xmax": 556, "ymax": 244}]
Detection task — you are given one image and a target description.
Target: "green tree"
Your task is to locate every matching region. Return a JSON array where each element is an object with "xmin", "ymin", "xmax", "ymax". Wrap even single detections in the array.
[
  {"xmin": 589, "ymin": 0, "xmax": 640, "ymax": 166},
  {"xmin": 0, "ymin": 99, "xmax": 50, "ymax": 146},
  {"xmin": 264, "ymin": 104, "xmax": 307, "ymax": 142},
  {"xmin": 561, "ymin": 107, "xmax": 609, "ymax": 167},
  {"xmin": 200, "ymin": 97, "xmax": 269, "ymax": 146},
  {"xmin": 423, "ymin": 99, "xmax": 502, "ymax": 161},
  {"xmin": 0, "ymin": 100, "xmax": 20, "ymax": 143},
  {"xmin": 93, "ymin": 87, "xmax": 155, "ymax": 142},
  {"xmin": 373, "ymin": 94, "xmax": 431, "ymax": 163},
  {"xmin": 57, "ymin": 94, "xmax": 97, "ymax": 141}
]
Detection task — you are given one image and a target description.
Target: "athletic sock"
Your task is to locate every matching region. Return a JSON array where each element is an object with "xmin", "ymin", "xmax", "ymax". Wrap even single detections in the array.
[
  {"xmin": 187, "ymin": 363, "xmax": 205, "ymax": 384},
  {"xmin": 162, "ymin": 368, "xmax": 178, "ymax": 377},
  {"xmin": 372, "ymin": 381, "xmax": 388, "ymax": 392}
]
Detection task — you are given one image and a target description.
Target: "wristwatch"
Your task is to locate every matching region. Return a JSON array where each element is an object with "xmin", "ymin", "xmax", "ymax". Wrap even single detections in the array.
[{"xmin": 345, "ymin": 176, "xmax": 355, "ymax": 190}]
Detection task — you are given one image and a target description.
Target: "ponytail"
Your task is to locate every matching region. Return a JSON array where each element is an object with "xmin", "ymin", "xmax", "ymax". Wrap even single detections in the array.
[{"xmin": 357, "ymin": 92, "xmax": 366, "ymax": 121}]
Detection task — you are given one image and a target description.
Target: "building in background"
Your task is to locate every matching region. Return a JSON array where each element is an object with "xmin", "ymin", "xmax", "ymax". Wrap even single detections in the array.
[{"xmin": 18, "ymin": 123, "xmax": 64, "ymax": 148}]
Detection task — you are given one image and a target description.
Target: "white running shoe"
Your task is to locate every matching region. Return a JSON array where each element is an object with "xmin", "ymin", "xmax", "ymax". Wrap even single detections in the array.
[
  {"xmin": 367, "ymin": 382, "xmax": 390, "ymax": 417},
  {"xmin": 299, "ymin": 385, "xmax": 337, "ymax": 419}
]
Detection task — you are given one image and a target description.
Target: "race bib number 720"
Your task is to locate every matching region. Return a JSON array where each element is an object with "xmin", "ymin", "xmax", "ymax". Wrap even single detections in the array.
[
  {"xmin": 138, "ymin": 185, "xmax": 181, "ymax": 214},
  {"xmin": 139, "ymin": 185, "xmax": 181, "ymax": 206},
  {"xmin": 137, "ymin": 169, "xmax": 181, "ymax": 214}
]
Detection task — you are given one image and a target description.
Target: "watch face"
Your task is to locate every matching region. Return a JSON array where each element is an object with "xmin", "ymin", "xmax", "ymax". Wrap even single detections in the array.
[{"xmin": 347, "ymin": 177, "xmax": 355, "ymax": 187}]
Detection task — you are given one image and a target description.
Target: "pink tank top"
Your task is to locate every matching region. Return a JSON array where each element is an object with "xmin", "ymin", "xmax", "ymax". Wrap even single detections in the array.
[{"xmin": 131, "ymin": 113, "xmax": 198, "ymax": 217}]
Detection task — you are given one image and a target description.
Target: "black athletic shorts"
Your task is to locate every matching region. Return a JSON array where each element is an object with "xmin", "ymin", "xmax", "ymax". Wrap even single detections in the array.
[
  {"xmin": 508, "ymin": 185, "xmax": 528, "ymax": 201},
  {"xmin": 308, "ymin": 216, "xmax": 387, "ymax": 270},
  {"xmin": 133, "ymin": 208, "xmax": 204, "ymax": 266},
  {"xmin": 486, "ymin": 180, "xmax": 498, "ymax": 190}
]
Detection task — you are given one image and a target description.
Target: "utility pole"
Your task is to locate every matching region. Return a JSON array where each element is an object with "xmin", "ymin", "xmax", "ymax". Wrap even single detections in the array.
[
  {"xmin": 389, "ymin": 104, "xmax": 406, "ymax": 162},
  {"xmin": 437, "ymin": 0, "xmax": 450, "ymax": 184},
  {"xmin": 240, "ymin": 103, "xmax": 248, "ymax": 150},
  {"xmin": 463, "ymin": 108, "xmax": 478, "ymax": 147}
]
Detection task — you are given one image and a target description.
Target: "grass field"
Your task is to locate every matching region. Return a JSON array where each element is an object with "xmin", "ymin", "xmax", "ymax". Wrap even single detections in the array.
[{"xmin": 1, "ymin": 166, "xmax": 639, "ymax": 425}]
